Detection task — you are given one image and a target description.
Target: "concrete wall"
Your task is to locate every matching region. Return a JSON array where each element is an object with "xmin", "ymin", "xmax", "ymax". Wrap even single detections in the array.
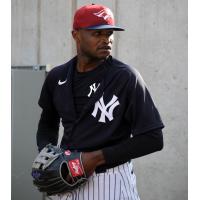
[{"xmin": 12, "ymin": 0, "xmax": 188, "ymax": 200}]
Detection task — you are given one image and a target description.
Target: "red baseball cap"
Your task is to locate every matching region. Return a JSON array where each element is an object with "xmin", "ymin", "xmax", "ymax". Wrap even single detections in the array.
[{"xmin": 73, "ymin": 4, "xmax": 124, "ymax": 31}]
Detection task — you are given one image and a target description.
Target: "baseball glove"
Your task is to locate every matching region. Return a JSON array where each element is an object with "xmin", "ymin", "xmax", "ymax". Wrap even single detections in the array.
[{"xmin": 31, "ymin": 144, "xmax": 87, "ymax": 195}]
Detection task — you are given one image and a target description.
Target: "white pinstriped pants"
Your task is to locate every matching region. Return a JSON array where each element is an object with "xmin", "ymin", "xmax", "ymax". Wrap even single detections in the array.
[{"xmin": 47, "ymin": 162, "xmax": 140, "ymax": 200}]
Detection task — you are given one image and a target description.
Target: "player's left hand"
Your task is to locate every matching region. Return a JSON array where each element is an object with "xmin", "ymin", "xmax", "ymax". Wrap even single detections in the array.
[{"xmin": 31, "ymin": 144, "xmax": 88, "ymax": 195}]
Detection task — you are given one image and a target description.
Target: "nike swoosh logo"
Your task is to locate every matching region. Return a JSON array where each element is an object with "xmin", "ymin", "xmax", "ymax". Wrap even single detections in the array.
[{"xmin": 58, "ymin": 79, "xmax": 67, "ymax": 85}]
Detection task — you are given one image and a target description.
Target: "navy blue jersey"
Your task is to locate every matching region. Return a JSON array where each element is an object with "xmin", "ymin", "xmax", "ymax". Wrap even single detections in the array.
[
  {"xmin": 37, "ymin": 56, "xmax": 164, "ymax": 168},
  {"xmin": 72, "ymin": 62, "xmax": 106, "ymax": 117}
]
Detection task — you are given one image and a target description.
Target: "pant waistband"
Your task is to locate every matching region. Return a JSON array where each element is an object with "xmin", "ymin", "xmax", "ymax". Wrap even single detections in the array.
[{"xmin": 95, "ymin": 161, "xmax": 132, "ymax": 174}]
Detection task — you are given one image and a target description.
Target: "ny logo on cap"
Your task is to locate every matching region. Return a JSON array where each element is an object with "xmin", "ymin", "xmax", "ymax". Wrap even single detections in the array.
[{"xmin": 93, "ymin": 9, "xmax": 113, "ymax": 20}]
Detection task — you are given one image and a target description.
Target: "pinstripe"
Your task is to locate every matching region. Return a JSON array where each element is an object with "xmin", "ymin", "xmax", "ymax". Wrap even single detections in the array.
[
  {"xmin": 109, "ymin": 174, "xmax": 111, "ymax": 200},
  {"xmin": 84, "ymin": 182, "xmax": 88, "ymax": 200},
  {"xmin": 122, "ymin": 190, "xmax": 125, "ymax": 200},
  {"xmin": 71, "ymin": 193, "xmax": 74, "ymax": 200},
  {"xmin": 123, "ymin": 163, "xmax": 135, "ymax": 200},
  {"xmin": 118, "ymin": 169, "xmax": 129, "ymax": 199},
  {"xmin": 74, "ymin": 191, "xmax": 77, "ymax": 200},
  {"xmin": 114, "ymin": 173, "xmax": 116, "ymax": 200},
  {"xmin": 118, "ymin": 165, "xmax": 120, "ymax": 172},
  {"xmin": 83, "ymin": 184, "xmax": 85, "ymax": 200},
  {"xmin": 123, "ymin": 164, "xmax": 135, "ymax": 199},
  {"xmin": 119, "ymin": 177, "xmax": 121, "ymax": 200},
  {"xmin": 127, "ymin": 163, "xmax": 140, "ymax": 200},
  {"xmin": 51, "ymin": 163, "xmax": 139, "ymax": 200},
  {"xmin": 87, "ymin": 182, "xmax": 89, "ymax": 200},
  {"xmin": 77, "ymin": 187, "xmax": 81, "ymax": 200},
  {"xmin": 98, "ymin": 175, "xmax": 100, "ymax": 200},
  {"xmin": 129, "ymin": 164, "xmax": 139, "ymax": 200},
  {"xmin": 100, "ymin": 174, "xmax": 103, "ymax": 200}
]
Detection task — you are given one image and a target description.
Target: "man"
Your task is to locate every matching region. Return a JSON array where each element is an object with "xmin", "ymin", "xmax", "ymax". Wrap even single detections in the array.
[{"xmin": 36, "ymin": 4, "xmax": 164, "ymax": 200}]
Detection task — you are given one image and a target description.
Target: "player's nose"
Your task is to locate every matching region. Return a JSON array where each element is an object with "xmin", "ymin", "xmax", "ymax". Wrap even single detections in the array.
[{"xmin": 102, "ymin": 36, "xmax": 112, "ymax": 45}]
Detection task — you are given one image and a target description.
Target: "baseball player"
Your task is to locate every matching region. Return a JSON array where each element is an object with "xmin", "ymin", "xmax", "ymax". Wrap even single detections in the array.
[{"xmin": 36, "ymin": 4, "xmax": 164, "ymax": 200}]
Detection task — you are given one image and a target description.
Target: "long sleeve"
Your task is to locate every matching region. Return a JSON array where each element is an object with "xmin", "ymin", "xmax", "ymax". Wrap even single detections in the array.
[
  {"xmin": 101, "ymin": 68, "xmax": 164, "ymax": 166},
  {"xmin": 36, "ymin": 109, "xmax": 60, "ymax": 152},
  {"xmin": 102, "ymin": 128, "xmax": 163, "ymax": 167},
  {"xmin": 36, "ymin": 68, "xmax": 61, "ymax": 152}
]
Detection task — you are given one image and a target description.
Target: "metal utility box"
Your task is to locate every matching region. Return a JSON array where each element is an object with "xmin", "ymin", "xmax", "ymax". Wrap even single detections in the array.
[{"xmin": 11, "ymin": 67, "xmax": 46, "ymax": 200}]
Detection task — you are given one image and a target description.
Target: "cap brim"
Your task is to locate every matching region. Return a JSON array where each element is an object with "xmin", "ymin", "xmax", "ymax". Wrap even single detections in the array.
[{"xmin": 84, "ymin": 24, "xmax": 125, "ymax": 31}]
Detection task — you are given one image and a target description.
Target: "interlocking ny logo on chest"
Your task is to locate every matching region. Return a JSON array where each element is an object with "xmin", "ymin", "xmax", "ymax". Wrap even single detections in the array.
[{"xmin": 92, "ymin": 95, "xmax": 120, "ymax": 123}]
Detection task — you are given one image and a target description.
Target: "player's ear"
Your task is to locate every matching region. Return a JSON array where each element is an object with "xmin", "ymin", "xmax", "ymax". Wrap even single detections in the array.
[{"xmin": 72, "ymin": 30, "xmax": 81, "ymax": 42}]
